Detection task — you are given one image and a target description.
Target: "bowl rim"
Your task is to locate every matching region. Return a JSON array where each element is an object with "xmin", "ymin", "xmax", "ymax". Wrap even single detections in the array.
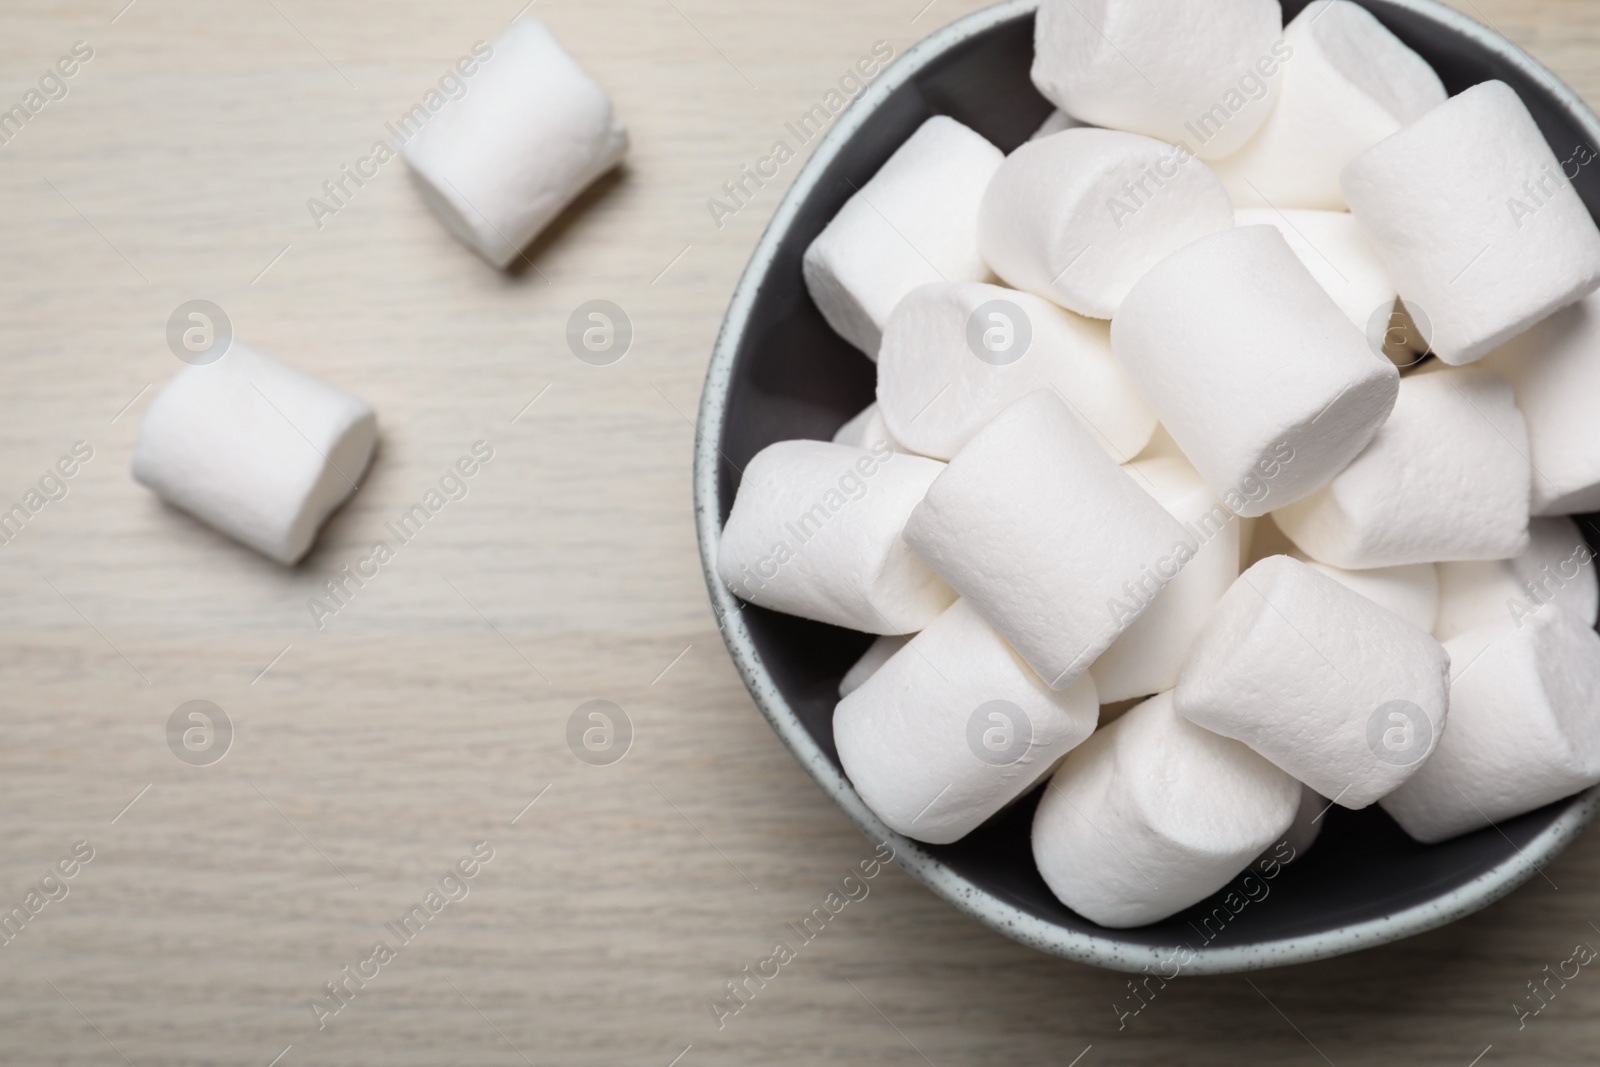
[{"xmin": 693, "ymin": 0, "xmax": 1600, "ymax": 974}]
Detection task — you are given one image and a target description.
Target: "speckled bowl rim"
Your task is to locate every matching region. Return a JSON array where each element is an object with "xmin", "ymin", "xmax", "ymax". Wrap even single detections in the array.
[{"xmin": 693, "ymin": 0, "xmax": 1600, "ymax": 974}]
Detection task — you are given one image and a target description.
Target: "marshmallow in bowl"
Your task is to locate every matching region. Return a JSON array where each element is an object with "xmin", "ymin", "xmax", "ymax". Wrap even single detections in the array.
[
  {"xmin": 717, "ymin": 440, "xmax": 953, "ymax": 634},
  {"xmin": 1342, "ymin": 80, "xmax": 1600, "ymax": 365},
  {"xmin": 1381, "ymin": 611, "xmax": 1600, "ymax": 843},
  {"xmin": 875, "ymin": 282, "xmax": 1156, "ymax": 461},
  {"xmin": 978, "ymin": 128, "xmax": 1235, "ymax": 319},
  {"xmin": 1484, "ymin": 291, "xmax": 1600, "ymax": 515},
  {"xmin": 803, "ymin": 117, "xmax": 1003, "ymax": 358},
  {"xmin": 1175, "ymin": 556, "xmax": 1451, "ymax": 808},
  {"xmin": 1112, "ymin": 225, "xmax": 1399, "ymax": 516},
  {"xmin": 131, "ymin": 343, "xmax": 377, "ymax": 566},
  {"xmin": 1030, "ymin": 0, "xmax": 1283, "ymax": 160},
  {"xmin": 401, "ymin": 19, "xmax": 628, "ymax": 269},
  {"xmin": 831, "ymin": 402, "xmax": 907, "ymax": 453},
  {"xmin": 1233, "ymin": 207, "xmax": 1396, "ymax": 330},
  {"xmin": 1091, "ymin": 455, "xmax": 1241, "ymax": 703},
  {"xmin": 839, "ymin": 633, "xmax": 910, "ymax": 698},
  {"xmin": 1272, "ymin": 364, "xmax": 1531, "ymax": 569},
  {"xmin": 1031, "ymin": 691, "xmax": 1299, "ymax": 928},
  {"xmin": 1214, "ymin": 0, "xmax": 1446, "ymax": 210},
  {"xmin": 904, "ymin": 391, "xmax": 1192, "ymax": 690},
  {"xmin": 835, "ymin": 599, "xmax": 1098, "ymax": 844},
  {"xmin": 1433, "ymin": 517, "xmax": 1598, "ymax": 641}
]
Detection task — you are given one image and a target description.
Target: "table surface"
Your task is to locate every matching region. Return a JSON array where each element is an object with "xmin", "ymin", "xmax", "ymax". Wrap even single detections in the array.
[{"xmin": 3, "ymin": 0, "xmax": 1600, "ymax": 1064}]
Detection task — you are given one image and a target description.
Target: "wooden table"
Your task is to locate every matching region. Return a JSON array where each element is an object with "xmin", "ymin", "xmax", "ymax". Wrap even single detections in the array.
[{"xmin": 1, "ymin": 0, "xmax": 1598, "ymax": 1063}]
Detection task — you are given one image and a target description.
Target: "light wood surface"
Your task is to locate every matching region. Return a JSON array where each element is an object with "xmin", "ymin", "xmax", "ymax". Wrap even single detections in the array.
[{"xmin": 2, "ymin": 1, "xmax": 1600, "ymax": 1064}]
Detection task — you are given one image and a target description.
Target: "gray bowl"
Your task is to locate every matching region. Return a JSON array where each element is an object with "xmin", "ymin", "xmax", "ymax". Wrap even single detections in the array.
[{"xmin": 694, "ymin": 0, "xmax": 1600, "ymax": 974}]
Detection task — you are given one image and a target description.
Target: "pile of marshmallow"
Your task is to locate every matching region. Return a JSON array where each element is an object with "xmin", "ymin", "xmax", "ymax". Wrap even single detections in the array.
[
  {"xmin": 131, "ymin": 20, "xmax": 625, "ymax": 565},
  {"xmin": 716, "ymin": 0, "xmax": 1600, "ymax": 927}
]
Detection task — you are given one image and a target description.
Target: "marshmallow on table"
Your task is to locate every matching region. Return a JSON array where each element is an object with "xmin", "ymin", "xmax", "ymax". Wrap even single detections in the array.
[
  {"xmin": 1381, "ymin": 611, "xmax": 1600, "ymax": 843},
  {"xmin": 1307, "ymin": 560, "xmax": 1440, "ymax": 633},
  {"xmin": 978, "ymin": 128, "xmax": 1235, "ymax": 319},
  {"xmin": 717, "ymin": 440, "xmax": 953, "ymax": 634},
  {"xmin": 1113, "ymin": 225, "xmax": 1399, "ymax": 516},
  {"xmin": 1434, "ymin": 517, "xmax": 1598, "ymax": 641},
  {"xmin": 1175, "ymin": 555, "xmax": 1451, "ymax": 808},
  {"xmin": 839, "ymin": 634, "xmax": 910, "ymax": 698},
  {"xmin": 401, "ymin": 19, "xmax": 627, "ymax": 269},
  {"xmin": 876, "ymin": 282, "xmax": 1156, "ymax": 461},
  {"xmin": 803, "ymin": 117, "xmax": 1002, "ymax": 358},
  {"xmin": 131, "ymin": 343, "xmax": 377, "ymax": 566},
  {"xmin": 832, "ymin": 402, "xmax": 906, "ymax": 454},
  {"xmin": 1233, "ymin": 208, "xmax": 1396, "ymax": 331},
  {"xmin": 1032, "ymin": 691, "xmax": 1299, "ymax": 927},
  {"xmin": 1485, "ymin": 291, "xmax": 1600, "ymax": 514},
  {"xmin": 1031, "ymin": 0, "xmax": 1283, "ymax": 161},
  {"xmin": 1214, "ymin": 0, "xmax": 1446, "ymax": 210},
  {"xmin": 835, "ymin": 599, "xmax": 1098, "ymax": 844},
  {"xmin": 1091, "ymin": 456, "xmax": 1241, "ymax": 703},
  {"xmin": 1342, "ymin": 80, "xmax": 1600, "ymax": 365},
  {"xmin": 1272, "ymin": 364, "xmax": 1531, "ymax": 569},
  {"xmin": 1029, "ymin": 109, "xmax": 1087, "ymax": 140},
  {"xmin": 905, "ymin": 391, "xmax": 1193, "ymax": 690}
]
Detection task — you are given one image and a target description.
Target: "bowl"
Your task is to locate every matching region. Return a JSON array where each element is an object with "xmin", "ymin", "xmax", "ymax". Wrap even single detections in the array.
[{"xmin": 694, "ymin": 0, "xmax": 1600, "ymax": 974}]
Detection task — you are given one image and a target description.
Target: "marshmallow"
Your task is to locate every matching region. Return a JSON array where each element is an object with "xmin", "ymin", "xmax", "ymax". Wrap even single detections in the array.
[
  {"xmin": 1031, "ymin": 691, "xmax": 1299, "ymax": 927},
  {"xmin": 1031, "ymin": 0, "xmax": 1284, "ymax": 160},
  {"xmin": 978, "ymin": 128, "xmax": 1235, "ymax": 319},
  {"xmin": 1342, "ymin": 80, "xmax": 1600, "ymax": 365},
  {"xmin": 803, "ymin": 117, "xmax": 1003, "ymax": 357},
  {"xmin": 839, "ymin": 634, "xmax": 910, "ymax": 698},
  {"xmin": 401, "ymin": 20, "xmax": 627, "ymax": 269},
  {"xmin": 131, "ymin": 343, "xmax": 377, "ymax": 566},
  {"xmin": 1381, "ymin": 612, "xmax": 1600, "ymax": 843},
  {"xmin": 1434, "ymin": 517, "xmax": 1598, "ymax": 641},
  {"xmin": 876, "ymin": 282, "xmax": 1156, "ymax": 461},
  {"xmin": 1485, "ymin": 291, "xmax": 1600, "ymax": 514},
  {"xmin": 1091, "ymin": 456, "xmax": 1241, "ymax": 702},
  {"xmin": 1175, "ymin": 555, "xmax": 1451, "ymax": 808},
  {"xmin": 1272, "ymin": 364, "xmax": 1531, "ymax": 568},
  {"xmin": 1307, "ymin": 561, "xmax": 1440, "ymax": 633},
  {"xmin": 835, "ymin": 599, "xmax": 1098, "ymax": 844},
  {"xmin": 832, "ymin": 402, "xmax": 906, "ymax": 454},
  {"xmin": 1214, "ymin": 1, "xmax": 1446, "ymax": 210},
  {"xmin": 716, "ymin": 440, "xmax": 953, "ymax": 634},
  {"xmin": 905, "ymin": 392, "xmax": 1193, "ymax": 689},
  {"xmin": 1029, "ymin": 109, "xmax": 1088, "ymax": 140},
  {"xmin": 1234, "ymin": 208, "xmax": 1396, "ymax": 330},
  {"xmin": 1113, "ymin": 225, "xmax": 1399, "ymax": 516}
]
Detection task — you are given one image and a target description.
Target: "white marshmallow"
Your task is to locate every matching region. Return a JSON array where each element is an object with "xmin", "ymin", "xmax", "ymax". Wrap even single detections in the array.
[
  {"xmin": 803, "ymin": 117, "xmax": 1003, "ymax": 357},
  {"xmin": 1342, "ymin": 80, "xmax": 1600, "ymax": 365},
  {"xmin": 1113, "ymin": 225, "xmax": 1399, "ymax": 516},
  {"xmin": 1233, "ymin": 207, "xmax": 1396, "ymax": 330},
  {"xmin": 839, "ymin": 634, "xmax": 910, "ymax": 698},
  {"xmin": 716, "ymin": 440, "xmax": 953, "ymax": 634},
  {"xmin": 876, "ymin": 282, "xmax": 1156, "ymax": 461},
  {"xmin": 1272, "ymin": 364, "xmax": 1531, "ymax": 568},
  {"xmin": 1214, "ymin": 0, "xmax": 1446, "ymax": 210},
  {"xmin": 1434, "ymin": 517, "xmax": 1599, "ymax": 641},
  {"xmin": 1031, "ymin": 691, "xmax": 1299, "ymax": 927},
  {"xmin": 831, "ymin": 402, "xmax": 906, "ymax": 454},
  {"xmin": 905, "ymin": 392, "xmax": 1193, "ymax": 690},
  {"xmin": 1307, "ymin": 561, "xmax": 1439, "ymax": 633},
  {"xmin": 1485, "ymin": 291, "xmax": 1600, "ymax": 514},
  {"xmin": 835, "ymin": 599, "xmax": 1098, "ymax": 844},
  {"xmin": 1091, "ymin": 457, "xmax": 1241, "ymax": 702},
  {"xmin": 978, "ymin": 128, "xmax": 1235, "ymax": 319},
  {"xmin": 1029, "ymin": 109, "xmax": 1088, "ymax": 140},
  {"xmin": 131, "ymin": 343, "xmax": 377, "ymax": 566},
  {"xmin": 1381, "ymin": 612, "xmax": 1600, "ymax": 843},
  {"xmin": 1031, "ymin": 0, "xmax": 1284, "ymax": 160},
  {"xmin": 401, "ymin": 20, "xmax": 627, "ymax": 269},
  {"xmin": 1175, "ymin": 555, "xmax": 1451, "ymax": 808}
]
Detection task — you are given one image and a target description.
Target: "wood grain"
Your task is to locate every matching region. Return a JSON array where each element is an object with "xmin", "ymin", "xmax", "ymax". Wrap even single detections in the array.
[{"xmin": 0, "ymin": 0, "xmax": 1597, "ymax": 1063}]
